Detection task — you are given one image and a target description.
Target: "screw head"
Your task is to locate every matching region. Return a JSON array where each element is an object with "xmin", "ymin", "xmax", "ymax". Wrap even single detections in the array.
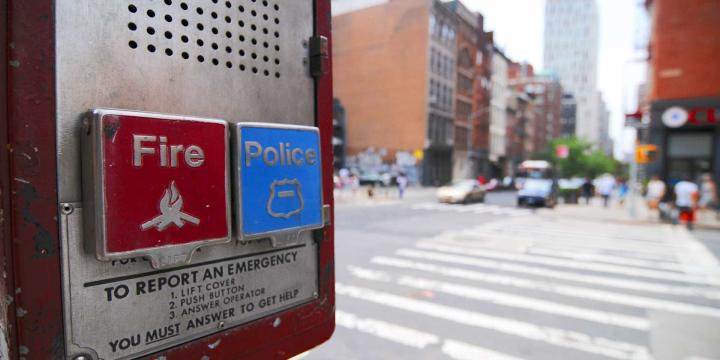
[{"xmin": 61, "ymin": 203, "xmax": 74, "ymax": 215}]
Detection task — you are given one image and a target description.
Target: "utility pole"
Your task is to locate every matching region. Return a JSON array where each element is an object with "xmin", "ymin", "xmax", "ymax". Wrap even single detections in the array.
[
  {"xmin": 628, "ymin": 138, "xmax": 638, "ymax": 218},
  {"xmin": 625, "ymin": 110, "xmax": 648, "ymax": 218}
]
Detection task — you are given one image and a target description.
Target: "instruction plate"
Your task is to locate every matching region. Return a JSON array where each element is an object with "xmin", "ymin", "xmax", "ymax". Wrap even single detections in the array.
[{"xmin": 61, "ymin": 207, "xmax": 318, "ymax": 359}]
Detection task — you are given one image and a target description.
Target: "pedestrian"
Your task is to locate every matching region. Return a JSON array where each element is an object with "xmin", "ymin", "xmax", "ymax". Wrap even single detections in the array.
[
  {"xmin": 645, "ymin": 175, "xmax": 666, "ymax": 219},
  {"xmin": 617, "ymin": 177, "xmax": 629, "ymax": 206},
  {"xmin": 581, "ymin": 177, "xmax": 594, "ymax": 204},
  {"xmin": 396, "ymin": 172, "xmax": 408, "ymax": 199},
  {"xmin": 674, "ymin": 177, "xmax": 699, "ymax": 230},
  {"xmin": 503, "ymin": 175, "xmax": 513, "ymax": 189},
  {"xmin": 597, "ymin": 174, "xmax": 615, "ymax": 208},
  {"xmin": 699, "ymin": 174, "xmax": 718, "ymax": 219},
  {"xmin": 350, "ymin": 174, "xmax": 360, "ymax": 197}
]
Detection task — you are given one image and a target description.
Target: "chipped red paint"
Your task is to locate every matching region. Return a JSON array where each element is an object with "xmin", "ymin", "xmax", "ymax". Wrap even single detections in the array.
[
  {"xmin": 0, "ymin": 1, "xmax": 19, "ymax": 359},
  {"xmin": 141, "ymin": 1, "xmax": 335, "ymax": 358},
  {"xmin": 6, "ymin": 0, "xmax": 66, "ymax": 359}
]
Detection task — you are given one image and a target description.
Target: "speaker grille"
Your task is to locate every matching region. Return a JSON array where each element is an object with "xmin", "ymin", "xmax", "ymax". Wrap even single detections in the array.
[{"xmin": 126, "ymin": 0, "xmax": 283, "ymax": 78}]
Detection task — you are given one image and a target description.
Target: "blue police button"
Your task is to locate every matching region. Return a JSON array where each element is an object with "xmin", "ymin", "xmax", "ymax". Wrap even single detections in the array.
[{"xmin": 233, "ymin": 123, "xmax": 323, "ymax": 239}]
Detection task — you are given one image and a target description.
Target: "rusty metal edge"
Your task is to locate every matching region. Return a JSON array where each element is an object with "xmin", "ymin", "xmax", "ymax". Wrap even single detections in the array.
[
  {"xmin": 140, "ymin": 0, "xmax": 336, "ymax": 358},
  {"xmin": 7, "ymin": 0, "xmax": 65, "ymax": 359},
  {"xmin": 1, "ymin": 0, "xmax": 19, "ymax": 358}
]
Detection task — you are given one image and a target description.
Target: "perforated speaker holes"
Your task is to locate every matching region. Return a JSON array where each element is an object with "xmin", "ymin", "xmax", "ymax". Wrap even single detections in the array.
[{"xmin": 127, "ymin": 0, "xmax": 282, "ymax": 78}]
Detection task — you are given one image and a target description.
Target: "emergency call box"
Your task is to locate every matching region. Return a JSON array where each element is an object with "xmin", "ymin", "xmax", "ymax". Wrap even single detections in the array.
[
  {"xmin": 82, "ymin": 109, "xmax": 232, "ymax": 268},
  {"xmin": 4, "ymin": 0, "xmax": 337, "ymax": 358}
]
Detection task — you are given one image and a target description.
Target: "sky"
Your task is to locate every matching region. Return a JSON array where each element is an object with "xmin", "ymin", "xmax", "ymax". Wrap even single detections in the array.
[{"xmin": 332, "ymin": 0, "xmax": 649, "ymax": 160}]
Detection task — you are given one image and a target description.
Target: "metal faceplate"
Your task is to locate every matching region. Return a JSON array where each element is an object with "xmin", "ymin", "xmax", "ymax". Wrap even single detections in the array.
[{"xmin": 56, "ymin": 0, "xmax": 316, "ymax": 358}]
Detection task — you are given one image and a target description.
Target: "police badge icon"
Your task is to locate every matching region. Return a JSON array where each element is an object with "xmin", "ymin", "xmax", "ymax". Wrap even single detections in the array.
[{"xmin": 267, "ymin": 178, "xmax": 304, "ymax": 219}]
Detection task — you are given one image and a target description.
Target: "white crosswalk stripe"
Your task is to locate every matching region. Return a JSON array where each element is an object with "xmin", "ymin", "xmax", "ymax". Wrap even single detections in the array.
[
  {"xmin": 336, "ymin": 283, "xmax": 652, "ymax": 360},
  {"xmin": 414, "ymin": 242, "xmax": 720, "ymax": 286},
  {"xmin": 395, "ymin": 247, "xmax": 720, "ymax": 300},
  {"xmin": 410, "ymin": 202, "xmax": 532, "ymax": 217},
  {"xmin": 371, "ymin": 255, "xmax": 720, "ymax": 318},
  {"xmin": 348, "ymin": 265, "xmax": 651, "ymax": 330},
  {"xmin": 525, "ymin": 247, "xmax": 686, "ymax": 272},
  {"xmin": 335, "ymin": 310, "xmax": 526, "ymax": 360},
  {"xmin": 320, "ymin": 214, "xmax": 720, "ymax": 360}
]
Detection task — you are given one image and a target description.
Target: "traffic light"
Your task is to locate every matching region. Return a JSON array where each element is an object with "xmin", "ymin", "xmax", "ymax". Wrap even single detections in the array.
[{"xmin": 636, "ymin": 144, "xmax": 658, "ymax": 164}]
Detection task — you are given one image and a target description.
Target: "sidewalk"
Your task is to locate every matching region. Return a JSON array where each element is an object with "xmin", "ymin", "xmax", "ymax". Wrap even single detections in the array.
[
  {"xmin": 333, "ymin": 186, "xmax": 437, "ymax": 206},
  {"xmin": 554, "ymin": 196, "xmax": 720, "ymax": 230}
]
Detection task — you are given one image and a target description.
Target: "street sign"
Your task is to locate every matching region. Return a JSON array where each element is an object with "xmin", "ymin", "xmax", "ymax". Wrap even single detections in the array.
[
  {"xmin": 662, "ymin": 107, "xmax": 688, "ymax": 128},
  {"xmin": 83, "ymin": 109, "xmax": 231, "ymax": 268},
  {"xmin": 636, "ymin": 144, "xmax": 659, "ymax": 164},
  {"xmin": 555, "ymin": 144, "xmax": 569, "ymax": 159},
  {"xmin": 234, "ymin": 123, "xmax": 324, "ymax": 240}
]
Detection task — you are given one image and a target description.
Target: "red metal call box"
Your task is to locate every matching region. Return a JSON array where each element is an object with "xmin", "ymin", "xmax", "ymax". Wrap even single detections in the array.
[{"xmin": 82, "ymin": 109, "xmax": 231, "ymax": 268}]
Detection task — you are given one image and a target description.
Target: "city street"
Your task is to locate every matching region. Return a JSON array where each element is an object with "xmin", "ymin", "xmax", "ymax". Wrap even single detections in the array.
[{"xmin": 302, "ymin": 190, "xmax": 720, "ymax": 360}]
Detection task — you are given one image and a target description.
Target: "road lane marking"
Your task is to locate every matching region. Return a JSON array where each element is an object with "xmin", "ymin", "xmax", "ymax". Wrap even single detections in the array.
[
  {"xmin": 532, "ymin": 244, "xmax": 677, "ymax": 263},
  {"xmin": 396, "ymin": 248, "xmax": 720, "ymax": 300},
  {"xmin": 441, "ymin": 339, "xmax": 526, "ymax": 360},
  {"xmin": 347, "ymin": 266, "xmax": 650, "ymax": 330},
  {"xmin": 336, "ymin": 310, "xmax": 439, "ymax": 348},
  {"xmin": 415, "ymin": 243, "xmax": 720, "ymax": 286},
  {"xmin": 447, "ymin": 227, "xmax": 680, "ymax": 257},
  {"xmin": 336, "ymin": 283, "xmax": 651, "ymax": 360},
  {"xmin": 372, "ymin": 256, "xmax": 720, "ymax": 318},
  {"xmin": 336, "ymin": 310, "xmax": 526, "ymax": 360},
  {"xmin": 409, "ymin": 202, "xmax": 531, "ymax": 216},
  {"xmin": 526, "ymin": 247, "xmax": 685, "ymax": 272}
]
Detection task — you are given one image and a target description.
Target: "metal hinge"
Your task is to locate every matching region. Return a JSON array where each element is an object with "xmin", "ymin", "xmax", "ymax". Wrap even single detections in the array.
[
  {"xmin": 308, "ymin": 35, "xmax": 329, "ymax": 79},
  {"xmin": 312, "ymin": 204, "xmax": 332, "ymax": 243}
]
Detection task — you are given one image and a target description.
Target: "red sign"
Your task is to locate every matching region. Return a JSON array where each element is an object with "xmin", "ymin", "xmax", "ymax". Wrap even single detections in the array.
[
  {"xmin": 91, "ymin": 110, "xmax": 230, "ymax": 263},
  {"xmin": 555, "ymin": 144, "xmax": 569, "ymax": 159}
]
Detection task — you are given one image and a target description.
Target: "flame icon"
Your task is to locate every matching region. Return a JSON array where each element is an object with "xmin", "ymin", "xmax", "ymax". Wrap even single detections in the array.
[{"xmin": 141, "ymin": 181, "xmax": 200, "ymax": 231}]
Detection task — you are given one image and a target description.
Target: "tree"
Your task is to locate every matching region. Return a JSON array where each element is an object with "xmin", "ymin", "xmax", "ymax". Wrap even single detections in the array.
[{"xmin": 538, "ymin": 137, "xmax": 618, "ymax": 178}]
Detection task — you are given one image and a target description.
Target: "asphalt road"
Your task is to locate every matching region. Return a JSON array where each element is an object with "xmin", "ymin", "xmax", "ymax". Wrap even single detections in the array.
[{"xmin": 302, "ymin": 190, "xmax": 720, "ymax": 360}]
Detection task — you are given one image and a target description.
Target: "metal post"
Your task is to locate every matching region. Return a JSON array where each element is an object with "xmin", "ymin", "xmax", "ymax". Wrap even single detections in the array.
[{"xmin": 628, "ymin": 135, "xmax": 638, "ymax": 218}]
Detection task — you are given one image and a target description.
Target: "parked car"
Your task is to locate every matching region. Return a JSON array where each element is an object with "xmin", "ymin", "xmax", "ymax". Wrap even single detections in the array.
[
  {"xmin": 358, "ymin": 172, "xmax": 382, "ymax": 186},
  {"xmin": 517, "ymin": 178, "xmax": 558, "ymax": 208},
  {"xmin": 437, "ymin": 180, "xmax": 486, "ymax": 204}
]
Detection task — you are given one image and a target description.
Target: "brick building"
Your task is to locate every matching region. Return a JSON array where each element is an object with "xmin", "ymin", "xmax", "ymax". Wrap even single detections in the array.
[
  {"xmin": 472, "ymin": 20, "xmax": 494, "ymax": 179},
  {"xmin": 332, "ymin": 0, "xmax": 458, "ymax": 185},
  {"xmin": 509, "ymin": 69, "xmax": 563, "ymax": 156},
  {"xmin": 645, "ymin": 0, "xmax": 720, "ymax": 185},
  {"xmin": 506, "ymin": 90, "xmax": 534, "ymax": 175},
  {"xmin": 445, "ymin": 0, "xmax": 490, "ymax": 179},
  {"xmin": 489, "ymin": 47, "xmax": 510, "ymax": 177}
]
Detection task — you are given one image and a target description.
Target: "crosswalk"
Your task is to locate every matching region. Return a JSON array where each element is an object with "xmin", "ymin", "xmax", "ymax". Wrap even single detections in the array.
[
  {"xmin": 309, "ymin": 217, "xmax": 720, "ymax": 360},
  {"xmin": 409, "ymin": 202, "xmax": 534, "ymax": 217}
]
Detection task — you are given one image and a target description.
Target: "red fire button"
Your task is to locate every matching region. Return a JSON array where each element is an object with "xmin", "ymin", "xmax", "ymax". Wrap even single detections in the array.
[{"xmin": 82, "ymin": 109, "xmax": 231, "ymax": 268}]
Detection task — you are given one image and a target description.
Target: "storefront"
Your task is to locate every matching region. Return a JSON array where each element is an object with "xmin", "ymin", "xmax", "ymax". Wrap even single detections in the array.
[{"xmin": 648, "ymin": 97, "xmax": 720, "ymax": 186}]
